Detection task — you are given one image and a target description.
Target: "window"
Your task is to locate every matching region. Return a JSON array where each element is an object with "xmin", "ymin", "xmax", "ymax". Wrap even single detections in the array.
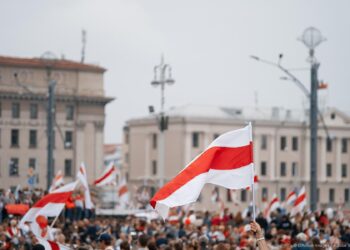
[
  {"xmin": 64, "ymin": 159, "xmax": 72, "ymax": 177},
  {"xmin": 326, "ymin": 163, "xmax": 332, "ymax": 177},
  {"xmin": 262, "ymin": 188, "xmax": 268, "ymax": 202},
  {"xmin": 241, "ymin": 189, "xmax": 247, "ymax": 202},
  {"xmin": 29, "ymin": 130, "xmax": 37, "ymax": 148},
  {"xmin": 331, "ymin": 113, "xmax": 336, "ymax": 120},
  {"xmin": 226, "ymin": 189, "xmax": 232, "ymax": 202},
  {"xmin": 9, "ymin": 158, "xmax": 19, "ymax": 176},
  {"xmin": 345, "ymin": 189, "xmax": 350, "ymax": 203},
  {"xmin": 213, "ymin": 187, "xmax": 220, "ymax": 202},
  {"xmin": 152, "ymin": 160, "xmax": 157, "ymax": 175},
  {"xmin": 152, "ymin": 133, "xmax": 157, "ymax": 149},
  {"xmin": 11, "ymin": 129, "xmax": 19, "ymax": 147},
  {"xmin": 329, "ymin": 188, "xmax": 335, "ymax": 203},
  {"xmin": 64, "ymin": 131, "xmax": 73, "ymax": 149},
  {"xmin": 261, "ymin": 135, "xmax": 267, "ymax": 150},
  {"xmin": 292, "ymin": 162, "xmax": 298, "ymax": 177},
  {"xmin": 30, "ymin": 103, "xmax": 38, "ymax": 119},
  {"xmin": 192, "ymin": 132, "xmax": 200, "ymax": 148},
  {"xmin": 12, "ymin": 103, "xmax": 20, "ymax": 118},
  {"xmin": 280, "ymin": 136, "xmax": 287, "ymax": 151},
  {"xmin": 292, "ymin": 137, "xmax": 298, "ymax": 151},
  {"xmin": 326, "ymin": 138, "xmax": 332, "ymax": 152},
  {"xmin": 65, "ymin": 105, "xmax": 74, "ymax": 120},
  {"xmin": 342, "ymin": 138, "xmax": 348, "ymax": 153},
  {"xmin": 342, "ymin": 164, "xmax": 347, "ymax": 178},
  {"xmin": 280, "ymin": 162, "xmax": 287, "ymax": 177},
  {"xmin": 29, "ymin": 158, "xmax": 36, "ymax": 169},
  {"xmin": 260, "ymin": 161, "xmax": 267, "ymax": 176},
  {"xmin": 0, "ymin": 102, "xmax": 2, "ymax": 117},
  {"xmin": 280, "ymin": 188, "xmax": 286, "ymax": 201}
]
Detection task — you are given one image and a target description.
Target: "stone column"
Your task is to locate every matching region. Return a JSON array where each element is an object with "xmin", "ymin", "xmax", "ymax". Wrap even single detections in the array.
[
  {"xmin": 335, "ymin": 137, "xmax": 342, "ymax": 182},
  {"xmin": 320, "ymin": 137, "xmax": 326, "ymax": 182},
  {"xmin": 269, "ymin": 133, "xmax": 275, "ymax": 181},
  {"xmin": 75, "ymin": 121, "xmax": 86, "ymax": 172},
  {"xmin": 94, "ymin": 121, "xmax": 104, "ymax": 182}
]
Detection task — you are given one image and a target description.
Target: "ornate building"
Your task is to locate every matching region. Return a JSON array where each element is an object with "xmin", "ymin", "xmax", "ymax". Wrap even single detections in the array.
[{"xmin": 0, "ymin": 55, "xmax": 113, "ymax": 190}]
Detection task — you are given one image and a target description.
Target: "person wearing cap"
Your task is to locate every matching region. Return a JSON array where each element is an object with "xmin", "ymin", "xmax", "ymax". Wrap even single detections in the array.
[{"xmin": 98, "ymin": 233, "xmax": 114, "ymax": 250}]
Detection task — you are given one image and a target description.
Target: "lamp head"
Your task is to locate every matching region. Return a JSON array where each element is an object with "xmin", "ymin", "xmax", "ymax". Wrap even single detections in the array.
[
  {"xmin": 151, "ymin": 80, "xmax": 160, "ymax": 87},
  {"xmin": 299, "ymin": 27, "xmax": 326, "ymax": 50},
  {"xmin": 165, "ymin": 78, "xmax": 175, "ymax": 85}
]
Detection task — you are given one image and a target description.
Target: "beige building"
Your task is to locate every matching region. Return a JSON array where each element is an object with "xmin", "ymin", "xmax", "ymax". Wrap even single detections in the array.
[
  {"xmin": 124, "ymin": 104, "xmax": 350, "ymax": 211},
  {"xmin": 0, "ymin": 55, "xmax": 113, "ymax": 190}
]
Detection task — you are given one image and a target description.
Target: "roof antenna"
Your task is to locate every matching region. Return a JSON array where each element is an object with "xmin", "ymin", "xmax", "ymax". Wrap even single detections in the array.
[{"xmin": 81, "ymin": 29, "xmax": 87, "ymax": 63}]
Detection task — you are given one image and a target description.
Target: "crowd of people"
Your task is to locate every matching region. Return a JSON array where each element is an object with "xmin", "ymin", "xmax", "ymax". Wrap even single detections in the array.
[{"xmin": 0, "ymin": 189, "xmax": 349, "ymax": 249}]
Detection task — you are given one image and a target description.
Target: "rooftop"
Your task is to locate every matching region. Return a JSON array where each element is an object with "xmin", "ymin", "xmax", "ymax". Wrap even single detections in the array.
[{"xmin": 0, "ymin": 55, "xmax": 106, "ymax": 73}]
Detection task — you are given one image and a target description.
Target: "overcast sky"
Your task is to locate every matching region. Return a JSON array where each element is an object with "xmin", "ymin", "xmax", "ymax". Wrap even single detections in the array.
[{"xmin": 1, "ymin": 0, "xmax": 349, "ymax": 143}]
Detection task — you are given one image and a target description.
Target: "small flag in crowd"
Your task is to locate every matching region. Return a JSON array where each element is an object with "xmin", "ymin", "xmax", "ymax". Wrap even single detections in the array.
[
  {"xmin": 150, "ymin": 124, "xmax": 254, "ymax": 218},
  {"xmin": 118, "ymin": 178, "xmax": 129, "ymax": 208},
  {"xmin": 264, "ymin": 193, "xmax": 280, "ymax": 219},
  {"xmin": 36, "ymin": 236, "xmax": 70, "ymax": 250},
  {"xmin": 246, "ymin": 175, "xmax": 259, "ymax": 190},
  {"xmin": 49, "ymin": 170, "xmax": 64, "ymax": 193},
  {"xmin": 291, "ymin": 186, "xmax": 306, "ymax": 216},
  {"xmin": 94, "ymin": 163, "xmax": 117, "ymax": 187},
  {"xmin": 286, "ymin": 190, "xmax": 297, "ymax": 206},
  {"xmin": 77, "ymin": 162, "xmax": 94, "ymax": 209}
]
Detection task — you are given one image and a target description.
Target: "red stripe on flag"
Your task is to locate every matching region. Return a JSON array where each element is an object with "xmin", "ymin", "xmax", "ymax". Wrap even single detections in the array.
[
  {"xmin": 150, "ymin": 143, "xmax": 253, "ymax": 208},
  {"xmin": 287, "ymin": 191, "xmax": 295, "ymax": 200},
  {"xmin": 48, "ymin": 240, "xmax": 60, "ymax": 250},
  {"xmin": 33, "ymin": 192, "xmax": 73, "ymax": 208},
  {"xmin": 94, "ymin": 166, "xmax": 115, "ymax": 185},
  {"xmin": 294, "ymin": 193, "xmax": 306, "ymax": 206}
]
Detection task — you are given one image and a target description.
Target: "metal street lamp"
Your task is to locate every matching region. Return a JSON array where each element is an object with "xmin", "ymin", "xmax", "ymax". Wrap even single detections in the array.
[
  {"xmin": 299, "ymin": 27, "xmax": 326, "ymax": 212},
  {"xmin": 251, "ymin": 27, "xmax": 326, "ymax": 212},
  {"xmin": 150, "ymin": 55, "xmax": 175, "ymax": 187}
]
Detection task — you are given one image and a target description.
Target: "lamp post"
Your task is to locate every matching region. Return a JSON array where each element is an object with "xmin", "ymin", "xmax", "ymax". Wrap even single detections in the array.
[
  {"xmin": 41, "ymin": 52, "xmax": 58, "ymax": 191},
  {"xmin": 299, "ymin": 27, "xmax": 326, "ymax": 212},
  {"xmin": 150, "ymin": 55, "xmax": 175, "ymax": 187},
  {"xmin": 251, "ymin": 27, "xmax": 325, "ymax": 212}
]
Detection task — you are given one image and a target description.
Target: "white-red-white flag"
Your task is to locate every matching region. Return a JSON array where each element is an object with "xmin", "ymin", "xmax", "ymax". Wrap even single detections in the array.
[
  {"xmin": 77, "ymin": 162, "xmax": 94, "ymax": 209},
  {"xmin": 264, "ymin": 194, "xmax": 280, "ymax": 218},
  {"xmin": 291, "ymin": 186, "xmax": 306, "ymax": 216},
  {"xmin": 36, "ymin": 236, "xmax": 70, "ymax": 250},
  {"xmin": 286, "ymin": 190, "xmax": 297, "ymax": 206},
  {"xmin": 20, "ymin": 181, "xmax": 78, "ymax": 228},
  {"xmin": 49, "ymin": 170, "xmax": 64, "ymax": 193},
  {"xmin": 94, "ymin": 163, "xmax": 117, "ymax": 187},
  {"xmin": 118, "ymin": 178, "xmax": 129, "ymax": 208},
  {"xmin": 246, "ymin": 175, "xmax": 259, "ymax": 190},
  {"xmin": 150, "ymin": 124, "xmax": 254, "ymax": 218}
]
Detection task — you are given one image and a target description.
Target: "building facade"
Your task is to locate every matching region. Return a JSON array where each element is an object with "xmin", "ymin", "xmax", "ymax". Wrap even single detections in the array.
[
  {"xmin": 124, "ymin": 105, "xmax": 350, "ymax": 211},
  {"xmin": 0, "ymin": 55, "xmax": 113, "ymax": 190}
]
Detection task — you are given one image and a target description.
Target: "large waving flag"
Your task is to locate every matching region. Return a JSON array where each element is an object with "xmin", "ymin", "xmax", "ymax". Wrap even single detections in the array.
[
  {"xmin": 291, "ymin": 186, "xmax": 306, "ymax": 216},
  {"xmin": 94, "ymin": 163, "xmax": 117, "ymax": 187},
  {"xmin": 150, "ymin": 124, "xmax": 254, "ymax": 218},
  {"xmin": 49, "ymin": 170, "xmax": 64, "ymax": 193},
  {"xmin": 77, "ymin": 163, "xmax": 94, "ymax": 209},
  {"xmin": 20, "ymin": 181, "xmax": 78, "ymax": 228}
]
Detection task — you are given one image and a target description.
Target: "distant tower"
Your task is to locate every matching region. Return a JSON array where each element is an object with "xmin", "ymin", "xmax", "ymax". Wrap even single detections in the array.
[{"xmin": 81, "ymin": 29, "xmax": 87, "ymax": 63}]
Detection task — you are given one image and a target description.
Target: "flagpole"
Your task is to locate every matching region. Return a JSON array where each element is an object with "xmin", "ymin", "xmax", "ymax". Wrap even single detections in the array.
[{"xmin": 248, "ymin": 122, "xmax": 256, "ymax": 221}]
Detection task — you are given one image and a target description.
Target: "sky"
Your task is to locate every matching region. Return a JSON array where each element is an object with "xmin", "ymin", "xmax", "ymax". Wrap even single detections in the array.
[{"xmin": 1, "ymin": 0, "xmax": 350, "ymax": 143}]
